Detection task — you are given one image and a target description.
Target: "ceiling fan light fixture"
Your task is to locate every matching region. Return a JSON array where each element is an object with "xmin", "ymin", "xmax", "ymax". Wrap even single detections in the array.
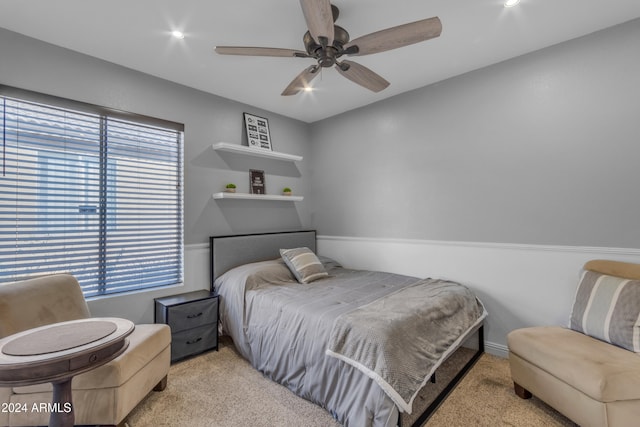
[
  {"xmin": 504, "ymin": 0, "xmax": 520, "ymax": 7},
  {"xmin": 171, "ymin": 30, "xmax": 185, "ymax": 40}
]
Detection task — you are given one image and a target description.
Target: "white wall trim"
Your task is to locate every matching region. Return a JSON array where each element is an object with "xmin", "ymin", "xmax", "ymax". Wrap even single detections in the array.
[
  {"xmin": 316, "ymin": 234, "xmax": 640, "ymax": 354},
  {"xmin": 186, "ymin": 242, "xmax": 210, "ymax": 251},
  {"xmin": 318, "ymin": 235, "xmax": 640, "ymax": 256},
  {"xmin": 90, "ymin": 239, "xmax": 640, "ymax": 356}
]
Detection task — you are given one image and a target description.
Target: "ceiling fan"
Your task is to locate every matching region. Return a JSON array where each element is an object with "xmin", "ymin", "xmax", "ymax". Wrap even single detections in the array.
[{"xmin": 215, "ymin": 0, "xmax": 442, "ymax": 96}]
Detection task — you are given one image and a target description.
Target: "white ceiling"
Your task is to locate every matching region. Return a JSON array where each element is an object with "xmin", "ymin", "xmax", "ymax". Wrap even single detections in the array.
[{"xmin": 1, "ymin": 0, "xmax": 640, "ymax": 123}]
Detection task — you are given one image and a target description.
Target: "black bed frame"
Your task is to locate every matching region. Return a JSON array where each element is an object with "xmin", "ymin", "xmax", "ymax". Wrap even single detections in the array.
[
  {"xmin": 399, "ymin": 327, "xmax": 484, "ymax": 427},
  {"xmin": 209, "ymin": 230, "xmax": 485, "ymax": 427}
]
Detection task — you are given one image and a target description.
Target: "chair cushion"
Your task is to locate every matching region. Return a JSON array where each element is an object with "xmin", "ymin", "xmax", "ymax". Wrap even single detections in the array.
[
  {"xmin": 0, "ymin": 274, "xmax": 90, "ymax": 338},
  {"xmin": 13, "ymin": 323, "xmax": 171, "ymax": 393},
  {"xmin": 570, "ymin": 270, "xmax": 640, "ymax": 353},
  {"xmin": 508, "ymin": 326, "xmax": 640, "ymax": 402}
]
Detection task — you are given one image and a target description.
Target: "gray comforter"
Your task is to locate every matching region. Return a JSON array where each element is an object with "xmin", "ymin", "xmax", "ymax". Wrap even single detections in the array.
[
  {"xmin": 326, "ymin": 278, "xmax": 485, "ymax": 413},
  {"xmin": 215, "ymin": 258, "xmax": 486, "ymax": 427}
]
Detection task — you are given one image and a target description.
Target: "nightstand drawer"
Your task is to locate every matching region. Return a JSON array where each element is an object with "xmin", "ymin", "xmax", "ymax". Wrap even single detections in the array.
[
  {"xmin": 155, "ymin": 290, "xmax": 220, "ymax": 363},
  {"xmin": 165, "ymin": 298, "xmax": 217, "ymax": 332},
  {"xmin": 171, "ymin": 324, "xmax": 217, "ymax": 361}
]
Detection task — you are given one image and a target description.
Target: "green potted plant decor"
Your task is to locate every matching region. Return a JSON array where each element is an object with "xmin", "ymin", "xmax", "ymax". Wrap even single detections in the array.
[
  {"xmin": 282, "ymin": 187, "xmax": 292, "ymax": 196},
  {"xmin": 225, "ymin": 183, "xmax": 237, "ymax": 193}
]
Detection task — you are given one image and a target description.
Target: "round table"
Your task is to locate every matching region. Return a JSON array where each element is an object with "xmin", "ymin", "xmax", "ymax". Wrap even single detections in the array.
[{"xmin": 0, "ymin": 317, "xmax": 134, "ymax": 427}]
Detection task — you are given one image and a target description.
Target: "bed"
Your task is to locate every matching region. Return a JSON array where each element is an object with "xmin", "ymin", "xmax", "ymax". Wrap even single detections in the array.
[{"xmin": 210, "ymin": 230, "xmax": 486, "ymax": 427}]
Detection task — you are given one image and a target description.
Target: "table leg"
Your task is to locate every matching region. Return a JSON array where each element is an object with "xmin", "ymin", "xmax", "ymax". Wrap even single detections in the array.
[{"xmin": 50, "ymin": 377, "xmax": 74, "ymax": 427}]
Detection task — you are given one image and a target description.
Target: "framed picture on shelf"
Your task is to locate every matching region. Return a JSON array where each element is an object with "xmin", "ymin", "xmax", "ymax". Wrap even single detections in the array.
[
  {"xmin": 249, "ymin": 169, "xmax": 266, "ymax": 195},
  {"xmin": 244, "ymin": 112, "xmax": 272, "ymax": 151}
]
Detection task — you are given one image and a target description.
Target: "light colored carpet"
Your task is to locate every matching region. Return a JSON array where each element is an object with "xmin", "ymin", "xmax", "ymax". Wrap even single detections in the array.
[{"xmin": 125, "ymin": 338, "xmax": 578, "ymax": 427}]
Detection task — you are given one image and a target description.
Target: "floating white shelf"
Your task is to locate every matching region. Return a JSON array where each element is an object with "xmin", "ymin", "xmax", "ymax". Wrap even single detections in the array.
[
  {"xmin": 212, "ymin": 142, "xmax": 303, "ymax": 162},
  {"xmin": 212, "ymin": 192, "xmax": 304, "ymax": 202}
]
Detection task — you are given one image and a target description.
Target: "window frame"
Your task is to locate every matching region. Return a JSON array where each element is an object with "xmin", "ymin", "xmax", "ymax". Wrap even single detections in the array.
[{"xmin": 0, "ymin": 84, "xmax": 185, "ymax": 297}]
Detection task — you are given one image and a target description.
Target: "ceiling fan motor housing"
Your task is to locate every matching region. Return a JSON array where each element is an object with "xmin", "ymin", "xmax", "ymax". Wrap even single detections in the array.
[{"xmin": 303, "ymin": 25, "xmax": 350, "ymax": 67}]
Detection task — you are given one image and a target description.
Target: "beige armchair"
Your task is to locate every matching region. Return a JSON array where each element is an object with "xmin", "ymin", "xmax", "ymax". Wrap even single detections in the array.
[
  {"xmin": 508, "ymin": 260, "xmax": 640, "ymax": 427},
  {"xmin": 0, "ymin": 274, "xmax": 171, "ymax": 427}
]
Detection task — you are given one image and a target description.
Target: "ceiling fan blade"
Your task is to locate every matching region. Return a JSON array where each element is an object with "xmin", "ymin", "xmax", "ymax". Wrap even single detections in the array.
[
  {"xmin": 335, "ymin": 60, "xmax": 390, "ymax": 93},
  {"xmin": 215, "ymin": 46, "xmax": 308, "ymax": 58},
  {"xmin": 281, "ymin": 65, "xmax": 321, "ymax": 96},
  {"xmin": 344, "ymin": 17, "xmax": 442, "ymax": 56},
  {"xmin": 299, "ymin": 0, "xmax": 334, "ymax": 46}
]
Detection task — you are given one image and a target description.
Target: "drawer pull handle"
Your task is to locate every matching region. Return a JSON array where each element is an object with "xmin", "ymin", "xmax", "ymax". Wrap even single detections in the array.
[
  {"xmin": 187, "ymin": 312, "xmax": 203, "ymax": 319},
  {"xmin": 186, "ymin": 337, "xmax": 202, "ymax": 345}
]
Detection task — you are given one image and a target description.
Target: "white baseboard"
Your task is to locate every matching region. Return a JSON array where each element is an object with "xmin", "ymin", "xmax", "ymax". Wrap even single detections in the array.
[{"xmin": 485, "ymin": 341, "xmax": 509, "ymax": 358}]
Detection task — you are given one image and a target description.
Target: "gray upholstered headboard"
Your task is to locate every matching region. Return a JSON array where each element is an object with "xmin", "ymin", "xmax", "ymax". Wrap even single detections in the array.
[{"xmin": 209, "ymin": 230, "xmax": 317, "ymax": 288}]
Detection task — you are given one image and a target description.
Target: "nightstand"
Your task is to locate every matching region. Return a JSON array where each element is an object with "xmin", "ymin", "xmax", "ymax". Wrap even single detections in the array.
[{"xmin": 154, "ymin": 290, "xmax": 218, "ymax": 362}]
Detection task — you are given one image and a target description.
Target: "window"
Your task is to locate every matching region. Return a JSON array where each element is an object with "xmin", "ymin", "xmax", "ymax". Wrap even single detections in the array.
[{"xmin": 0, "ymin": 86, "xmax": 184, "ymax": 297}]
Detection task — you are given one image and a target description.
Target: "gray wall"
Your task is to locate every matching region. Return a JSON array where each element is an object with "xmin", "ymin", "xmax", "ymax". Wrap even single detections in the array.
[
  {"xmin": 0, "ymin": 27, "xmax": 312, "ymax": 246},
  {"xmin": 309, "ymin": 19, "xmax": 640, "ymax": 249},
  {"xmin": 3, "ymin": 20, "xmax": 638, "ymax": 250},
  {"xmin": 0, "ymin": 27, "xmax": 311, "ymax": 323},
  {"xmin": 2, "ymin": 18, "xmax": 640, "ymax": 330}
]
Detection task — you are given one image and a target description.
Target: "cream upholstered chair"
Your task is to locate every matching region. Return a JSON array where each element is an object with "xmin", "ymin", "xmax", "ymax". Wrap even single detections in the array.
[
  {"xmin": 0, "ymin": 273, "xmax": 171, "ymax": 427},
  {"xmin": 508, "ymin": 260, "xmax": 640, "ymax": 427}
]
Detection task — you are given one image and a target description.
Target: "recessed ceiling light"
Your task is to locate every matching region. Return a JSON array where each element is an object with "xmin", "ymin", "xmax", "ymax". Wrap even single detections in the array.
[
  {"xmin": 504, "ymin": 0, "xmax": 520, "ymax": 7},
  {"xmin": 303, "ymin": 87, "xmax": 313, "ymax": 92},
  {"xmin": 171, "ymin": 30, "xmax": 185, "ymax": 40}
]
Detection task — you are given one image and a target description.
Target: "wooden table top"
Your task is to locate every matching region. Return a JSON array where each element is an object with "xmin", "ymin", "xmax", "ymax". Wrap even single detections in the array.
[{"xmin": 0, "ymin": 317, "xmax": 134, "ymax": 387}]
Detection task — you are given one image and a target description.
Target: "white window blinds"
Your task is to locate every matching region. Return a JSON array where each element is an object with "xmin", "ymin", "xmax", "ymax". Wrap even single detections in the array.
[{"xmin": 0, "ymin": 89, "xmax": 184, "ymax": 297}]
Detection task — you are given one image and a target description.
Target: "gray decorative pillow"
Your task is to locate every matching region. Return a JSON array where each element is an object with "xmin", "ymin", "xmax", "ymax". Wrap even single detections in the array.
[
  {"xmin": 570, "ymin": 270, "xmax": 640, "ymax": 353},
  {"xmin": 280, "ymin": 247, "xmax": 328, "ymax": 284}
]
